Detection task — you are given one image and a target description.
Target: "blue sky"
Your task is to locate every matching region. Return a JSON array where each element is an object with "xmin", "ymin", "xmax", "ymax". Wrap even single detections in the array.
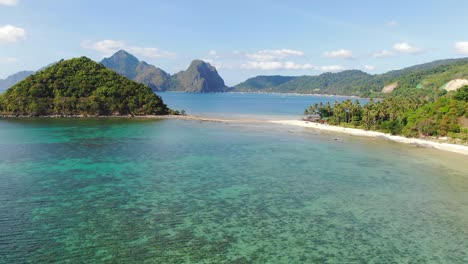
[{"xmin": 1, "ymin": 0, "xmax": 468, "ymax": 85}]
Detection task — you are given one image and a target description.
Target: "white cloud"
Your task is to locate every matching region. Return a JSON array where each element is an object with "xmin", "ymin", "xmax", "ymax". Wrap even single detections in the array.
[
  {"xmin": 81, "ymin": 39, "xmax": 175, "ymax": 58},
  {"xmin": 386, "ymin": 20, "xmax": 399, "ymax": 28},
  {"xmin": 241, "ymin": 61, "xmax": 288, "ymax": 70},
  {"xmin": 0, "ymin": 0, "xmax": 17, "ymax": 6},
  {"xmin": 208, "ymin": 50, "xmax": 217, "ymax": 56},
  {"xmin": 323, "ymin": 49, "xmax": 353, "ymax": 59},
  {"xmin": 201, "ymin": 58, "xmax": 229, "ymax": 70},
  {"xmin": 364, "ymin": 65, "xmax": 375, "ymax": 71},
  {"xmin": 246, "ymin": 49, "xmax": 304, "ymax": 61},
  {"xmin": 455, "ymin": 41, "xmax": 468, "ymax": 55},
  {"xmin": 241, "ymin": 49, "xmax": 310, "ymax": 70},
  {"xmin": 240, "ymin": 58, "xmax": 344, "ymax": 73},
  {"xmin": 283, "ymin": 61, "xmax": 315, "ymax": 70},
  {"xmin": 373, "ymin": 50, "xmax": 394, "ymax": 58},
  {"xmin": 319, "ymin": 65, "xmax": 345, "ymax": 72},
  {"xmin": 0, "ymin": 25, "xmax": 26, "ymax": 43},
  {"xmin": 0, "ymin": 57, "xmax": 17, "ymax": 63},
  {"xmin": 240, "ymin": 49, "xmax": 344, "ymax": 72},
  {"xmin": 81, "ymin": 40, "xmax": 125, "ymax": 55},
  {"xmin": 374, "ymin": 43, "xmax": 423, "ymax": 58},
  {"xmin": 392, "ymin": 42, "xmax": 422, "ymax": 54},
  {"xmin": 201, "ymin": 58, "xmax": 216, "ymax": 66},
  {"xmin": 241, "ymin": 61, "xmax": 314, "ymax": 70},
  {"xmin": 128, "ymin": 47, "xmax": 176, "ymax": 59}
]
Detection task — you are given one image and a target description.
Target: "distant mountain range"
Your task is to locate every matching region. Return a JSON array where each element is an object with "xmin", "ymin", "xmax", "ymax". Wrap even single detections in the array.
[
  {"xmin": 101, "ymin": 50, "xmax": 230, "ymax": 93},
  {"xmin": 0, "ymin": 71, "xmax": 34, "ymax": 93},
  {"xmin": 100, "ymin": 53, "xmax": 468, "ymax": 96},
  {"xmin": 2, "ymin": 53, "xmax": 468, "ymax": 97}
]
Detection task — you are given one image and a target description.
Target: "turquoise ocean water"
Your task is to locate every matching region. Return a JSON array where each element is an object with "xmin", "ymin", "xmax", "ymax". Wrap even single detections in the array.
[
  {"xmin": 0, "ymin": 93, "xmax": 467, "ymax": 263},
  {"xmin": 158, "ymin": 92, "xmax": 368, "ymax": 119}
]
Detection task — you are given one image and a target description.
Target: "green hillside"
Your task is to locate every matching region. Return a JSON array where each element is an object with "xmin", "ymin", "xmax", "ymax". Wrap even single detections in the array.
[
  {"xmin": 381, "ymin": 61, "xmax": 468, "ymax": 98},
  {"xmin": 276, "ymin": 70, "xmax": 381, "ymax": 95},
  {"xmin": 0, "ymin": 57, "xmax": 169, "ymax": 116},
  {"xmin": 378, "ymin": 57, "xmax": 468, "ymax": 79},
  {"xmin": 234, "ymin": 58, "xmax": 468, "ymax": 97},
  {"xmin": 234, "ymin": 75, "xmax": 297, "ymax": 91}
]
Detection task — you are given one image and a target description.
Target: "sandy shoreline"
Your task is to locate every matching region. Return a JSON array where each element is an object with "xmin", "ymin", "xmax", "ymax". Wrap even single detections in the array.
[{"xmin": 270, "ymin": 120, "xmax": 468, "ymax": 156}]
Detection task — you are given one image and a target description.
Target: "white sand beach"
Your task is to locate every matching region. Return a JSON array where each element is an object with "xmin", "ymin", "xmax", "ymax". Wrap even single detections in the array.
[{"xmin": 270, "ymin": 120, "xmax": 468, "ymax": 156}]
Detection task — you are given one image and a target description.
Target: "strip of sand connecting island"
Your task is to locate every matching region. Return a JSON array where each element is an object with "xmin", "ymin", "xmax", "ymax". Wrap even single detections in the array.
[
  {"xmin": 269, "ymin": 120, "xmax": 468, "ymax": 156},
  {"xmin": 0, "ymin": 114, "xmax": 254, "ymax": 123},
  {"xmin": 3, "ymin": 114, "xmax": 467, "ymax": 155}
]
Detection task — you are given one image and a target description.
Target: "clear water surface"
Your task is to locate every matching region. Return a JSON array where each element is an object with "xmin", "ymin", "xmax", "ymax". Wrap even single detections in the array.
[
  {"xmin": 158, "ymin": 92, "xmax": 367, "ymax": 119},
  {"xmin": 0, "ymin": 93, "xmax": 467, "ymax": 263}
]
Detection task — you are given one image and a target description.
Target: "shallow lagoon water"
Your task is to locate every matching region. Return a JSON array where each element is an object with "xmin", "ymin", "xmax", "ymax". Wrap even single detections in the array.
[{"xmin": 0, "ymin": 117, "xmax": 467, "ymax": 263}]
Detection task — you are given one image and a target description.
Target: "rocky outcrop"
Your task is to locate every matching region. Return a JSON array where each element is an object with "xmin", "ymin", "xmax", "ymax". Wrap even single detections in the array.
[
  {"xmin": 101, "ymin": 51, "xmax": 229, "ymax": 92},
  {"xmin": 169, "ymin": 60, "xmax": 229, "ymax": 92},
  {"xmin": 101, "ymin": 50, "xmax": 170, "ymax": 91}
]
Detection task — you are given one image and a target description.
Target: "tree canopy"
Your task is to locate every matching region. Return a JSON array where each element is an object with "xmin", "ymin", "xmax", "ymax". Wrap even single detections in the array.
[{"xmin": 305, "ymin": 86, "xmax": 468, "ymax": 142}]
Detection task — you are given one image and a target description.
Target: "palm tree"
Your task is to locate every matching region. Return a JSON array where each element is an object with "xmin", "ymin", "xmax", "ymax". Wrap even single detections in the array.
[
  {"xmin": 333, "ymin": 101, "xmax": 342, "ymax": 124},
  {"xmin": 351, "ymin": 100, "xmax": 362, "ymax": 124},
  {"xmin": 304, "ymin": 103, "xmax": 319, "ymax": 115},
  {"xmin": 342, "ymin": 99, "xmax": 353, "ymax": 123}
]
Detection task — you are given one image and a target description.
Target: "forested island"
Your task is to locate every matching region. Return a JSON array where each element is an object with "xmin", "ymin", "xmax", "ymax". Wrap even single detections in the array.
[
  {"xmin": 0, "ymin": 57, "xmax": 170, "ymax": 116},
  {"xmin": 305, "ymin": 86, "xmax": 468, "ymax": 142}
]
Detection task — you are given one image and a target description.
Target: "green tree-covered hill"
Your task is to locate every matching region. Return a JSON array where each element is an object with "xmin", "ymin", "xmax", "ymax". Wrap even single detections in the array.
[
  {"xmin": 0, "ymin": 57, "xmax": 169, "ymax": 116},
  {"xmin": 378, "ymin": 60, "xmax": 468, "ymax": 98},
  {"xmin": 234, "ymin": 75, "xmax": 297, "ymax": 92},
  {"xmin": 234, "ymin": 58, "xmax": 468, "ymax": 97}
]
